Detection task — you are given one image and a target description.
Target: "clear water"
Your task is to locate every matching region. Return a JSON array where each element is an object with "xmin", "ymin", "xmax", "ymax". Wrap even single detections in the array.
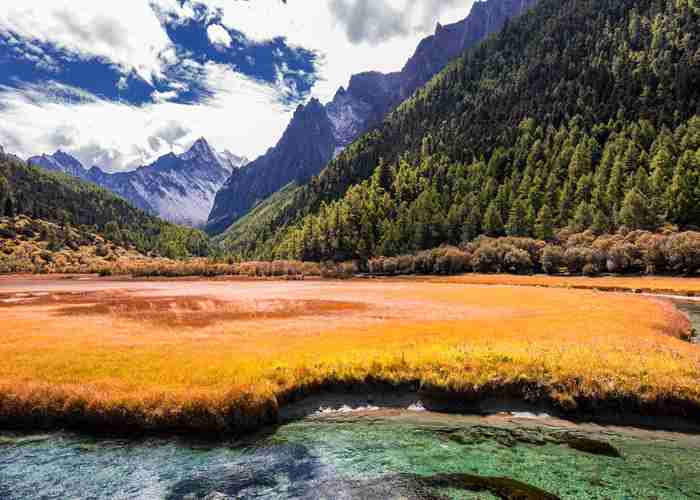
[{"xmin": 1, "ymin": 413, "xmax": 700, "ymax": 499}]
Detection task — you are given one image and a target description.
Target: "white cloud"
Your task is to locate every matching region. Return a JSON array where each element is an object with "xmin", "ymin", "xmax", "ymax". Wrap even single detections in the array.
[
  {"xmin": 0, "ymin": 0, "xmax": 476, "ymax": 166},
  {"xmin": 0, "ymin": 67, "xmax": 292, "ymax": 172},
  {"xmin": 0, "ymin": 0, "xmax": 173, "ymax": 83},
  {"xmin": 207, "ymin": 0, "xmax": 474, "ymax": 102},
  {"xmin": 206, "ymin": 24, "xmax": 232, "ymax": 48}
]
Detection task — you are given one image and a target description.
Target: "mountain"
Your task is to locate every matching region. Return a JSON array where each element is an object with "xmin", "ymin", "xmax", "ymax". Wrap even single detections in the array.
[
  {"xmin": 0, "ymin": 148, "xmax": 209, "ymax": 258},
  {"xmin": 228, "ymin": 0, "xmax": 700, "ymax": 260},
  {"xmin": 29, "ymin": 138, "xmax": 248, "ymax": 227},
  {"xmin": 206, "ymin": 0, "xmax": 538, "ymax": 235},
  {"xmin": 207, "ymin": 98, "xmax": 337, "ymax": 233},
  {"xmin": 27, "ymin": 150, "xmax": 87, "ymax": 179}
]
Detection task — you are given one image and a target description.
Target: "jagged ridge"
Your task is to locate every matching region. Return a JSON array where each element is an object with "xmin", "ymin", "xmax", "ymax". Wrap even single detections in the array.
[{"xmin": 29, "ymin": 138, "xmax": 248, "ymax": 227}]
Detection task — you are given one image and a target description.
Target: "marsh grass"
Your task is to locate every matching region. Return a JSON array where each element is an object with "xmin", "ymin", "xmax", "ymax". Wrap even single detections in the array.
[
  {"xmin": 439, "ymin": 274, "xmax": 700, "ymax": 296},
  {"xmin": 0, "ymin": 280, "xmax": 698, "ymax": 435}
]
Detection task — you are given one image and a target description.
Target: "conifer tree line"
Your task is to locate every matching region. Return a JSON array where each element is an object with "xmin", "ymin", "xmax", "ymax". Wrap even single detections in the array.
[
  {"xmin": 226, "ymin": 0, "xmax": 700, "ymax": 261},
  {"xmin": 274, "ymin": 115, "xmax": 700, "ymax": 262}
]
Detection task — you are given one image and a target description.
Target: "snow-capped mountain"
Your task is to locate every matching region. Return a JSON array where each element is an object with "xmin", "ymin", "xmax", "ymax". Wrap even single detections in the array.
[
  {"xmin": 207, "ymin": 0, "xmax": 537, "ymax": 235},
  {"xmin": 29, "ymin": 138, "xmax": 248, "ymax": 227}
]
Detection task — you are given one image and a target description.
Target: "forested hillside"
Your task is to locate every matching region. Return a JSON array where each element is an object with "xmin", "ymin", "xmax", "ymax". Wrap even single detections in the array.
[
  {"xmin": 229, "ymin": 0, "xmax": 700, "ymax": 261},
  {"xmin": 208, "ymin": 0, "xmax": 537, "ymax": 236},
  {"xmin": 0, "ymin": 153, "xmax": 210, "ymax": 258}
]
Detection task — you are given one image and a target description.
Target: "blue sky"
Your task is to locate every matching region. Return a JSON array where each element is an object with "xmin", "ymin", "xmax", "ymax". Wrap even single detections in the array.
[{"xmin": 0, "ymin": 0, "xmax": 473, "ymax": 171}]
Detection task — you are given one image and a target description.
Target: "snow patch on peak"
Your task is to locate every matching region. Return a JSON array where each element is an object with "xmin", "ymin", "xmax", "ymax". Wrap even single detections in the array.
[
  {"xmin": 179, "ymin": 137, "xmax": 247, "ymax": 172},
  {"xmin": 180, "ymin": 137, "xmax": 217, "ymax": 163}
]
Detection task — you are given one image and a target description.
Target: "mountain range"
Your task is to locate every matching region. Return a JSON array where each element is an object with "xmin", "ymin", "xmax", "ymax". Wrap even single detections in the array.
[
  {"xmin": 205, "ymin": 0, "xmax": 538, "ymax": 235},
  {"xmin": 0, "ymin": 147, "xmax": 209, "ymax": 258},
  {"xmin": 29, "ymin": 139, "xmax": 248, "ymax": 227}
]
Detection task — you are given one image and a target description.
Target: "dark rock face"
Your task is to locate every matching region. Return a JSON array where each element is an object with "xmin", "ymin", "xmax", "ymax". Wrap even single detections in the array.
[
  {"xmin": 207, "ymin": 0, "xmax": 538, "ymax": 235},
  {"xmin": 207, "ymin": 98, "xmax": 337, "ymax": 234},
  {"xmin": 29, "ymin": 138, "xmax": 248, "ymax": 227}
]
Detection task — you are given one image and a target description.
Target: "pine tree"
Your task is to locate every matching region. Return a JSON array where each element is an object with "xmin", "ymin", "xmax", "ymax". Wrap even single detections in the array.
[
  {"xmin": 666, "ymin": 151, "xmax": 700, "ymax": 226},
  {"xmin": 634, "ymin": 166, "xmax": 650, "ymax": 196},
  {"xmin": 525, "ymin": 205, "xmax": 537, "ymax": 235},
  {"xmin": 619, "ymin": 189, "xmax": 651, "ymax": 230},
  {"xmin": 446, "ymin": 203, "xmax": 466, "ymax": 244},
  {"xmin": 571, "ymin": 202, "xmax": 593, "ymax": 232},
  {"xmin": 649, "ymin": 146, "xmax": 673, "ymax": 193},
  {"xmin": 462, "ymin": 203, "xmax": 481, "ymax": 242},
  {"xmin": 483, "ymin": 201, "xmax": 504, "ymax": 237},
  {"xmin": 373, "ymin": 158, "xmax": 393, "ymax": 192},
  {"xmin": 557, "ymin": 181, "xmax": 575, "ymax": 226},
  {"xmin": 591, "ymin": 209, "xmax": 610, "ymax": 234},
  {"xmin": 607, "ymin": 157, "xmax": 625, "ymax": 216},
  {"xmin": 568, "ymin": 140, "xmax": 593, "ymax": 178},
  {"xmin": 506, "ymin": 197, "xmax": 530, "ymax": 237},
  {"xmin": 535, "ymin": 204, "xmax": 554, "ymax": 240}
]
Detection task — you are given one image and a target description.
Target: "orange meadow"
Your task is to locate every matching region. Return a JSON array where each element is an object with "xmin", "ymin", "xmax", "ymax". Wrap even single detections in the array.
[
  {"xmin": 436, "ymin": 274, "xmax": 700, "ymax": 295},
  {"xmin": 0, "ymin": 276, "xmax": 698, "ymax": 434}
]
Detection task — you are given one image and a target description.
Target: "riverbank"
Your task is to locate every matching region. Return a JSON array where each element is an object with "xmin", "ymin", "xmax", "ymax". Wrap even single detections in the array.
[{"xmin": 0, "ymin": 276, "xmax": 698, "ymax": 436}]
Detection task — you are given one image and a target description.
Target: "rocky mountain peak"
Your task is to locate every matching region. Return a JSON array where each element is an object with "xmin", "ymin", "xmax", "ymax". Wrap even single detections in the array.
[
  {"xmin": 28, "ymin": 150, "xmax": 87, "ymax": 179},
  {"xmin": 181, "ymin": 137, "xmax": 217, "ymax": 163},
  {"xmin": 29, "ymin": 138, "xmax": 247, "ymax": 227}
]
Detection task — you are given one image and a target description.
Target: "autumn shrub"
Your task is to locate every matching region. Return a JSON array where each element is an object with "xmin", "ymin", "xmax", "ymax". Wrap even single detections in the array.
[
  {"xmin": 368, "ymin": 258, "xmax": 383, "ymax": 274},
  {"xmin": 637, "ymin": 233, "xmax": 667, "ymax": 274},
  {"xmin": 565, "ymin": 230, "xmax": 597, "ymax": 249},
  {"xmin": 541, "ymin": 245, "xmax": 565, "ymax": 274},
  {"xmin": 606, "ymin": 243, "xmax": 641, "ymax": 274},
  {"xmin": 502, "ymin": 237, "xmax": 545, "ymax": 266},
  {"xmin": 381, "ymin": 257, "xmax": 398, "ymax": 275},
  {"xmin": 471, "ymin": 243, "xmax": 501, "ymax": 273},
  {"xmin": 433, "ymin": 246, "xmax": 470, "ymax": 275},
  {"xmin": 319, "ymin": 261, "xmax": 354, "ymax": 279},
  {"xmin": 413, "ymin": 250, "xmax": 436, "ymax": 274},
  {"xmin": 564, "ymin": 247, "xmax": 591, "ymax": 275},
  {"xmin": 665, "ymin": 232, "xmax": 700, "ymax": 275},
  {"xmin": 396, "ymin": 255, "xmax": 416, "ymax": 275},
  {"xmin": 503, "ymin": 247, "xmax": 533, "ymax": 274}
]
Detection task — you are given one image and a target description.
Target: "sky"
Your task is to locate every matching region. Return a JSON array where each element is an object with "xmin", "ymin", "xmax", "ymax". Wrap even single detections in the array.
[{"xmin": 0, "ymin": 0, "xmax": 474, "ymax": 172}]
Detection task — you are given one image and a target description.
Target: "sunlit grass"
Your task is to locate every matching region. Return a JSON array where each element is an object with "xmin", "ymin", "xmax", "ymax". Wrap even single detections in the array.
[
  {"xmin": 0, "ymin": 278, "xmax": 698, "ymax": 434},
  {"xmin": 437, "ymin": 274, "xmax": 700, "ymax": 295}
]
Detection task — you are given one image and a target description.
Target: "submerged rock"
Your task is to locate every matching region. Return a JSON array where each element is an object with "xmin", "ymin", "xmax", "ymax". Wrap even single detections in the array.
[
  {"xmin": 558, "ymin": 433, "xmax": 622, "ymax": 458},
  {"xmin": 429, "ymin": 425, "xmax": 621, "ymax": 459},
  {"xmin": 415, "ymin": 473, "xmax": 561, "ymax": 499}
]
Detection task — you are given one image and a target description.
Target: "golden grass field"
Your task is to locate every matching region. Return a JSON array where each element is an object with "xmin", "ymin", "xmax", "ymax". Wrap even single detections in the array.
[
  {"xmin": 0, "ymin": 275, "xmax": 699, "ymax": 434},
  {"xmin": 436, "ymin": 274, "xmax": 700, "ymax": 295}
]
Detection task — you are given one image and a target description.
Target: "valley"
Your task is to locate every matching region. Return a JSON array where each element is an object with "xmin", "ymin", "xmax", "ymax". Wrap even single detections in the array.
[{"xmin": 1, "ymin": 0, "xmax": 699, "ymax": 497}]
